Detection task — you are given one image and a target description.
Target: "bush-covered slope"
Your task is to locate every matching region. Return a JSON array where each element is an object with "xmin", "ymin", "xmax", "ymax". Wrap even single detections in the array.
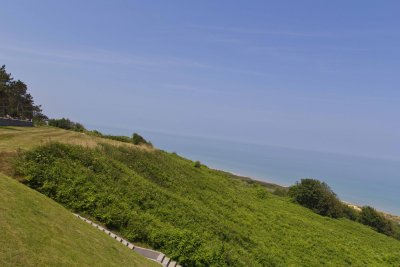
[
  {"xmin": 0, "ymin": 173, "xmax": 158, "ymax": 267},
  {"xmin": 15, "ymin": 141, "xmax": 400, "ymax": 266}
]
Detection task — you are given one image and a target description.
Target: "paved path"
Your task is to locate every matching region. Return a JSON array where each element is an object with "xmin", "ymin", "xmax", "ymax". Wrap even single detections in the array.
[{"xmin": 73, "ymin": 214, "xmax": 181, "ymax": 267}]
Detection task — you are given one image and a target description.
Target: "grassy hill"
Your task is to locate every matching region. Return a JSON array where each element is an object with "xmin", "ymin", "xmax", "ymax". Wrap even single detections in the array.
[
  {"xmin": 0, "ymin": 173, "xmax": 158, "ymax": 267},
  {"xmin": 0, "ymin": 126, "xmax": 151, "ymax": 177},
  {"xmin": 2, "ymin": 126, "xmax": 400, "ymax": 266}
]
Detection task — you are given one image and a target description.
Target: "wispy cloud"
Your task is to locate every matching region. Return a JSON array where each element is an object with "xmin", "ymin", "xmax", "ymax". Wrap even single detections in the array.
[
  {"xmin": 161, "ymin": 84, "xmax": 227, "ymax": 95},
  {"xmin": 0, "ymin": 44, "xmax": 193, "ymax": 68},
  {"xmin": 188, "ymin": 25, "xmax": 333, "ymax": 38},
  {"xmin": 0, "ymin": 43, "xmax": 269, "ymax": 77}
]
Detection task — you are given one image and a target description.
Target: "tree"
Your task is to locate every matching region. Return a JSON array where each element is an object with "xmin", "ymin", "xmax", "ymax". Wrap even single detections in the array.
[
  {"xmin": 288, "ymin": 179, "xmax": 343, "ymax": 218},
  {"xmin": 0, "ymin": 65, "xmax": 45, "ymax": 120},
  {"xmin": 0, "ymin": 65, "xmax": 13, "ymax": 116}
]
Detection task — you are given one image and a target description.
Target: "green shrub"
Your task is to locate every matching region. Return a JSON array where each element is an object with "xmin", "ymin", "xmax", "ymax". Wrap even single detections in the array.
[
  {"xmin": 74, "ymin": 122, "xmax": 86, "ymax": 132},
  {"xmin": 48, "ymin": 118, "xmax": 86, "ymax": 132},
  {"xmin": 254, "ymin": 187, "xmax": 268, "ymax": 199},
  {"xmin": 194, "ymin": 161, "xmax": 201, "ymax": 168},
  {"xmin": 341, "ymin": 204, "xmax": 360, "ymax": 221},
  {"xmin": 32, "ymin": 114, "xmax": 48, "ymax": 126},
  {"xmin": 360, "ymin": 206, "xmax": 394, "ymax": 236},
  {"xmin": 289, "ymin": 179, "xmax": 343, "ymax": 218},
  {"xmin": 86, "ymin": 130, "xmax": 152, "ymax": 147},
  {"xmin": 132, "ymin": 133, "xmax": 150, "ymax": 146}
]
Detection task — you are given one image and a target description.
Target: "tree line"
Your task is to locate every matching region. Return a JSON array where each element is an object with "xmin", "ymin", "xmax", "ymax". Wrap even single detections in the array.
[
  {"xmin": 289, "ymin": 179, "xmax": 400, "ymax": 240},
  {"xmin": 48, "ymin": 118, "xmax": 86, "ymax": 132},
  {"xmin": 0, "ymin": 65, "xmax": 46, "ymax": 121}
]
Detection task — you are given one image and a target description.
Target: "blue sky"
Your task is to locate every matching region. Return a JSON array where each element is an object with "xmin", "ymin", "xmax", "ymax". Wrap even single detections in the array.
[{"xmin": 1, "ymin": 1, "xmax": 399, "ymax": 160}]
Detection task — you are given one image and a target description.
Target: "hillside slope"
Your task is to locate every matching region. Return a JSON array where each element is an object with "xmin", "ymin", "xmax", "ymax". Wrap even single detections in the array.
[
  {"xmin": 0, "ymin": 126, "xmax": 150, "ymax": 176},
  {"xmin": 0, "ymin": 173, "xmax": 158, "ymax": 267},
  {"xmin": 2, "ymin": 126, "xmax": 400, "ymax": 266}
]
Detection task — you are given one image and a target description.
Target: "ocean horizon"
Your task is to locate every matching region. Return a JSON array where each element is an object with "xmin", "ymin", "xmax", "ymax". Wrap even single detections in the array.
[{"xmin": 90, "ymin": 124, "xmax": 400, "ymax": 216}]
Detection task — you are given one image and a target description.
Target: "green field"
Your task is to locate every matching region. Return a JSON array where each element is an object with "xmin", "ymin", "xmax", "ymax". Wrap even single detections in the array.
[
  {"xmin": 0, "ymin": 173, "xmax": 158, "ymax": 267},
  {"xmin": 2, "ymin": 126, "xmax": 400, "ymax": 266}
]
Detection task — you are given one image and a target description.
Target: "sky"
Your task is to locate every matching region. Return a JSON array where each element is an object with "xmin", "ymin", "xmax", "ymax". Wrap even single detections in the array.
[{"xmin": 1, "ymin": 0, "xmax": 399, "ymax": 160}]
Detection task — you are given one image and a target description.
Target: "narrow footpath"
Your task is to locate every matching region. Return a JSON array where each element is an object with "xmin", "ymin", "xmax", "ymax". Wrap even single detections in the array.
[{"xmin": 73, "ymin": 214, "xmax": 182, "ymax": 267}]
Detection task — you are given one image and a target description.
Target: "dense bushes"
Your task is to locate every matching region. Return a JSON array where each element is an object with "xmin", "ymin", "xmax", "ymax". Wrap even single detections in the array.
[
  {"xmin": 132, "ymin": 133, "xmax": 151, "ymax": 146},
  {"xmin": 360, "ymin": 206, "xmax": 398, "ymax": 237},
  {"xmin": 15, "ymin": 142, "xmax": 400, "ymax": 266},
  {"xmin": 288, "ymin": 179, "xmax": 344, "ymax": 218},
  {"xmin": 15, "ymin": 143, "xmax": 225, "ymax": 266},
  {"xmin": 88, "ymin": 130, "xmax": 152, "ymax": 147},
  {"xmin": 289, "ymin": 178, "xmax": 400, "ymax": 240},
  {"xmin": 49, "ymin": 119, "xmax": 152, "ymax": 147},
  {"xmin": 48, "ymin": 118, "xmax": 86, "ymax": 132},
  {"xmin": 89, "ymin": 130, "xmax": 131, "ymax": 143}
]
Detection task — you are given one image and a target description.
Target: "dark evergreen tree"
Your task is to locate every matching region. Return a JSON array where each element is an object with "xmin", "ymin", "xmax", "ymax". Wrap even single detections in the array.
[{"xmin": 0, "ymin": 65, "xmax": 46, "ymax": 120}]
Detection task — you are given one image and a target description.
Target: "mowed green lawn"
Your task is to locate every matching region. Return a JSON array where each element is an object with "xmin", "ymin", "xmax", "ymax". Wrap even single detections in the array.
[{"xmin": 0, "ymin": 173, "xmax": 158, "ymax": 267}]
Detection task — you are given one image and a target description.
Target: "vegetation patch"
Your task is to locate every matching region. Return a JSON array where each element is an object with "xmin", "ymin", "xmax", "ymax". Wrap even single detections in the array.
[
  {"xmin": 89, "ymin": 130, "xmax": 153, "ymax": 147},
  {"xmin": 47, "ymin": 117, "xmax": 152, "ymax": 147},
  {"xmin": 48, "ymin": 118, "xmax": 86, "ymax": 132},
  {"xmin": 0, "ymin": 173, "xmax": 158, "ymax": 267},
  {"xmin": 15, "ymin": 142, "xmax": 400, "ymax": 266},
  {"xmin": 289, "ymin": 179, "xmax": 400, "ymax": 239}
]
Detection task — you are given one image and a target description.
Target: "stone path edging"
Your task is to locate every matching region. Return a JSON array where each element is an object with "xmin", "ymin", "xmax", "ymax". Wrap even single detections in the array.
[{"xmin": 73, "ymin": 214, "xmax": 181, "ymax": 267}]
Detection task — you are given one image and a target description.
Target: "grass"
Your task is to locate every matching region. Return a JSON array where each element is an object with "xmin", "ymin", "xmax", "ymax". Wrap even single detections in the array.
[
  {"xmin": 0, "ymin": 126, "xmax": 151, "ymax": 176},
  {"xmin": 0, "ymin": 126, "xmax": 151, "ymax": 152},
  {"xmin": 3, "ymin": 126, "xmax": 400, "ymax": 266},
  {"xmin": 0, "ymin": 173, "xmax": 159, "ymax": 267}
]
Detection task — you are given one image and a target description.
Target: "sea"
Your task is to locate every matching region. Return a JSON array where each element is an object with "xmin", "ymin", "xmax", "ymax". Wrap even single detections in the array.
[{"xmin": 91, "ymin": 125, "xmax": 400, "ymax": 216}]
